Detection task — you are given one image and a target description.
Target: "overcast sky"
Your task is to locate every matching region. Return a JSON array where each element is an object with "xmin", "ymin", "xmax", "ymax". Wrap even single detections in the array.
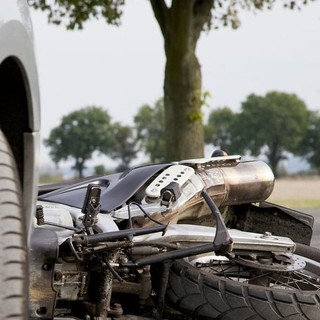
[{"xmin": 30, "ymin": 0, "xmax": 320, "ymax": 168}]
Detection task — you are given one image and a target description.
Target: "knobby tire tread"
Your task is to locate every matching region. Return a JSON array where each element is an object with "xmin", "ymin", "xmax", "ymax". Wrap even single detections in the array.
[
  {"xmin": 0, "ymin": 130, "xmax": 27, "ymax": 320},
  {"xmin": 167, "ymin": 246, "xmax": 320, "ymax": 320}
]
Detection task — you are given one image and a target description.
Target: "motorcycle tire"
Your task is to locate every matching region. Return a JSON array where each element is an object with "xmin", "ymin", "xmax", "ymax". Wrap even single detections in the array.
[
  {"xmin": 167, "ymin": 243, "xmax": 320, "ymax": 320},
  {"xmin": 0, "ymin": 130, "xmax": 27, "ymax": 319}
]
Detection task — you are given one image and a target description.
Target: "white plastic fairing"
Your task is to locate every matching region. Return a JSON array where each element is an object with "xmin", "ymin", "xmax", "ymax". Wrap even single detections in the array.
[{"xmin": 145, "ymin": 165, "xmax": 195, "ymax": 199}]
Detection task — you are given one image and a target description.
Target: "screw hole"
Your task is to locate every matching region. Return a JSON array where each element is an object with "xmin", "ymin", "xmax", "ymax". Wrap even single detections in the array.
[
  {"xmin": 42, "ymin": 263, "xmax": 52, "ymax": 271},
  {"xmin": 36, "ymin": 307, "xmax": 47, "ymax": 316}
]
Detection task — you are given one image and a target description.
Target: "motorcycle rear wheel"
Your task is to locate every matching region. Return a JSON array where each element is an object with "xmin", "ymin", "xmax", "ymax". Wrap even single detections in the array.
[
  {"xmin": 0, "ymin": 130, "xmax": 27, "ymax": 319},
  {"xmin": 167, "ymin": 244, "xmax": 320, "ymax": 320}
]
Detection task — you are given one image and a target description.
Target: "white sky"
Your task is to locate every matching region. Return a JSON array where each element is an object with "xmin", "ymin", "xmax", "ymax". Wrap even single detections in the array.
[{"xmin": 30, "ymin": 0, "xmax": 320, "ymax": 168}]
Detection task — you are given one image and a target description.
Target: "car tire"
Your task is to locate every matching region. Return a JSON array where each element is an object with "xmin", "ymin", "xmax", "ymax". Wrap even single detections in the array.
[{"xmin": 0, "ymin": 129, "xmax": 27, "ymax": 319}]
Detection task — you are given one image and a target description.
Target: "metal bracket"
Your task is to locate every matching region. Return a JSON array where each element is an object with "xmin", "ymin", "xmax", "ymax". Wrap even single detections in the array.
[
  {"xmin": 201, "ymin": 190, "xmax": 233, "ymax": 251},
  {"xmin": 81, "ymin": 184, "xmax": 101, "ymax": 234}
]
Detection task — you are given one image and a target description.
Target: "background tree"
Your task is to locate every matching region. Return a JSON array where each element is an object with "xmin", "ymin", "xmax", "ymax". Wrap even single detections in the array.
[
  {"xmin": 32, "ymin": 0, "xmax": 312, "ymax": 161},
  {"xmin": 205, "ymin": 107, "xmax": 237, "ymax": 153},
  {"xmin": 94, "ymin": 164, "xmax": 108, "ymax": 176},
  {"xmin": 300, "ymin": 111, "xmax": 320, "ymax": 173},
  {"xmin": 233, "ymin": 92, "xmax": 310, "ymax": 175},
  {"xmin": 45, "ymin": 106, "xmax": 115, "ymax": 178},
  {"xmin": 110, "ymin": 124, "xmax": 137, "ymax": 171},
  {"xmin": 134, "ymin": 98, "xmax": 166, "ymax": 163}
]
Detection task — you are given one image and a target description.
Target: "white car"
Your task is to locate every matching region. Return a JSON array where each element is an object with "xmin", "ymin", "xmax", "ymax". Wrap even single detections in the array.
[{"xmin": 0, "ymin": 1, "xmax": 40, "ymax": 318}]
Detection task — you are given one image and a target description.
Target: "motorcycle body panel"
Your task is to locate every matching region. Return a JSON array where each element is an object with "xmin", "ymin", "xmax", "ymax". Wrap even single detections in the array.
[{"xmin": 38, "ymin": 163, "xmax": 170, "ymax": 212}]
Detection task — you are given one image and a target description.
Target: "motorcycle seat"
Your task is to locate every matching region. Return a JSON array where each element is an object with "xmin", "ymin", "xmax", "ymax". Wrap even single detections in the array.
[{"xmin": 38, "ymin": 163, "xmax": 170, "ymax": 213}]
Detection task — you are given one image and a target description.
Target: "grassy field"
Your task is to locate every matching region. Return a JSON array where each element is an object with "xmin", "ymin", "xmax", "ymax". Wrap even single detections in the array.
[{"xmin": 268, "ymin": 176, "xmax": 320, "ymax": 209}]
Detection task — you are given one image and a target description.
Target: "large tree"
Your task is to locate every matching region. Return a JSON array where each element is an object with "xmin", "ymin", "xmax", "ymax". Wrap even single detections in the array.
[
  {"xmin": 45, "ymin": 106, "xmax": 115, "ymax": 178},
  {"xmin": 32, "ymin": 0, "xmax": 312, "ymax": 161}
]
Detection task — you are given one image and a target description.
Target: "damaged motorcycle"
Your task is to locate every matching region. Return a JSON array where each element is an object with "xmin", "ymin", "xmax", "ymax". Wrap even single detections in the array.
[{"xmin": 29, "ymin": 154, "xmax": 320, "ymax": 319}]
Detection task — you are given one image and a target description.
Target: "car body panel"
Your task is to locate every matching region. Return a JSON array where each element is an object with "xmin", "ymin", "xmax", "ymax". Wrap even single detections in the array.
[{"xmin": 0, "ymin": 0, "xmax": 40, "ymax": 240}]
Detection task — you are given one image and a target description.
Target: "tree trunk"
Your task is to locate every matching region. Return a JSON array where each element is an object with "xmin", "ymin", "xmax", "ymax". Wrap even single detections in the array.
[
  {"xmin": 151, "ymin": 0, "xmax": 212, "ymax": 162},
  {"xmin": 164, "ymin": 33, "xmax": 203, "ymax": 161},
  {"xmin": 267, "ymin": 144, "xmax": 283, "ymax": 177},
  {"xmin": 74, "ymin": 158, "xmax": 85, "ymax": 178}
]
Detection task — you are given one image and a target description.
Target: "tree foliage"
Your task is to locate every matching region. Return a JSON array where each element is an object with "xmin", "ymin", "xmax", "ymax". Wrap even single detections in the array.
[
  {"xmin": 134, "ymin": 98, "xmax": 166, "ymax": 163},
  {"xmin": 32, "ymin": 0, "xmax": 313, "ymax": 161},
  {"xmin": 300, "ymin": 111, "xmax": 320, "ymax": 173},
  {"xmin": 110, "ymin": 124, "xmax": 137, "ymax": 171},
  {"xmin": 31, "ymin": 0, "xmax": 125, "ymax": 29},
  {"xmin": 30, "ymin": 0, "xmax": 312, "ymax": 30},
  {"xmin": 94, "ymin": 164, "xmax": 108, "ymax": 176},
  {"xmin": 237, "ymin": 92, "xmax": 309, "ymax": 174},
  {"xmin": 44, "ymin": 106, "xmax": 115, "ymax": 178},
  {"xmin": 204, "ymin": 107, "xmax": 237, "ymax": 152},
  {"xmin": 205, "ymin": 92, "xmax": 310, "ymax": 175}
]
